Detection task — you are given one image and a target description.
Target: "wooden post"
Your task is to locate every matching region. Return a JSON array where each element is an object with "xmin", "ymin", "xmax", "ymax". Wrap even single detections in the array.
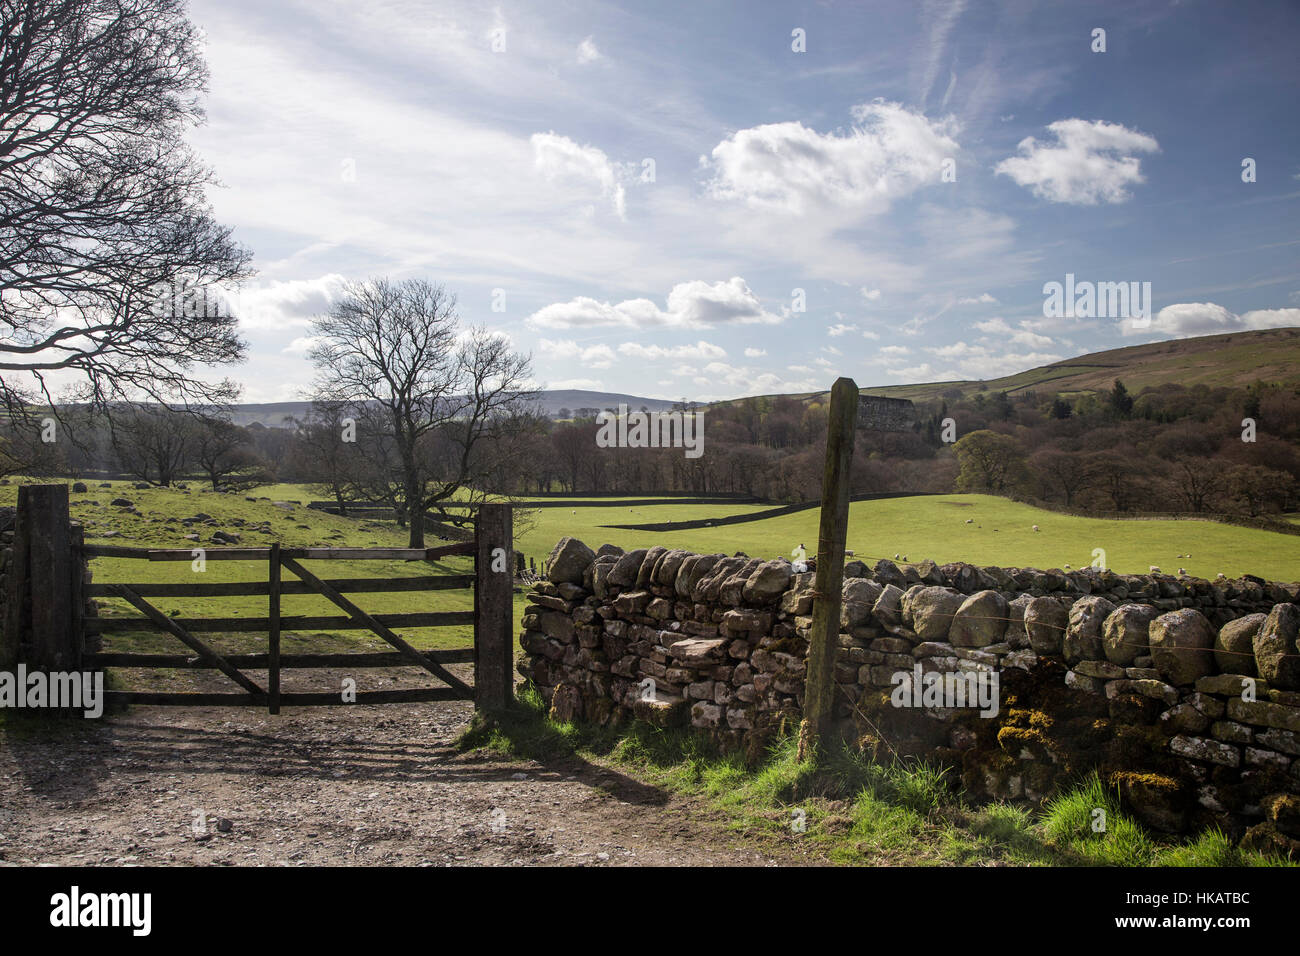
[
  {"xmin": 474, "ymin": 503, "xmax": 513, "ymax": 712},
  {"xmin": 268, "ymin": 542, "xmax": 281, "ymax": 715},
  {"xmin": 8, "ymin": 485, "xmax": 79, "ymax": 671},
  {"xmin": 797, "ymin": 377, "xmax": 858, "ymax": 762}
]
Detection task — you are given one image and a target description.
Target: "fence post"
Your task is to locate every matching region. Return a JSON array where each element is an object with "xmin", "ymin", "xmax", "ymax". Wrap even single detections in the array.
[
  {"xmin": 5, "ymin": 484, "xmax": 81, "ymax": 671},
  {"xmin": 268, "ymin": 542, "xmax": 281, "ymax": 715},
  {"xmin": 474, "ymin": 503, "xmax": 514, "ymax": 712},
  {"xmin": 797, "ymin": 377, "xmax": 858, "ymax": 762}
]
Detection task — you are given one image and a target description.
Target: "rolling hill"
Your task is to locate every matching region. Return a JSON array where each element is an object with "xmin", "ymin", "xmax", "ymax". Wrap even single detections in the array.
[{"xmin": 854, "ymin": 327, "xmax": 1300, "ymax": 403}]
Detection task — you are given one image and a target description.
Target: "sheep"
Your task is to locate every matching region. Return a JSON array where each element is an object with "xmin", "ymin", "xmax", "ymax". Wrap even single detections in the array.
[
  {"xmin": 1178, "ymin": 567, "xmax": 1187, "ymax": 575},
  {"xmin": 1032, "ymin": 525, "xmax": 1040, "ymax": 532},
  {"xmin": 965, "ymin": 518, "xmax": 973, "ymax": 524},
  {"xmin": 894, "ymin": 553, "xmax": 900, "ymax": 560},
  {"xmin": 1150, "ymin": 565, "xmax": 1161, "ymax": 573},
  {"xmin": 901, "ymin": 554, "xmax": 909, "ymax": 562}
]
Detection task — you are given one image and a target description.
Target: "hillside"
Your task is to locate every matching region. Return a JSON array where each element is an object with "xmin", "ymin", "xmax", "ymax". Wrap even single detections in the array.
[{"xmin": 854, "ymin": 327, "xmax": 1300, "ymax": 403}]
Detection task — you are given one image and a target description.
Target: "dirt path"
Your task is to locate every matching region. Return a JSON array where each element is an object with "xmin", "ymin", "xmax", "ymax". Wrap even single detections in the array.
[{"xmin": 0, "ymin": 695, "xmax": 801, "ymax": 867}]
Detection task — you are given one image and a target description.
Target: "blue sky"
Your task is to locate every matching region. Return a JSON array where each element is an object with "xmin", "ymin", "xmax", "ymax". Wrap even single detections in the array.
[{"xmin": 184, "ymin": 0, "xmax": 1300, "ymax": 403}]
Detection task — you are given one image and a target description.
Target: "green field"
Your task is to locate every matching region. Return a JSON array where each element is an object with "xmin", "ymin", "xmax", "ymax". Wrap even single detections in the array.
[{"xmin": 514, "ymin": 493, "xmax": 1300, "ymax": 583}]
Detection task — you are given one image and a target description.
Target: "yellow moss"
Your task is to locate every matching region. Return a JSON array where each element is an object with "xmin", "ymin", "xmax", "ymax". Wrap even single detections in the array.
[
  {"xmin": 1109, "ymin": 770, "xmax": 1182, "ymax": 792},
  {"xmin": 997, "ymin": 726, "xmax": 1052, "ymax": 752}
]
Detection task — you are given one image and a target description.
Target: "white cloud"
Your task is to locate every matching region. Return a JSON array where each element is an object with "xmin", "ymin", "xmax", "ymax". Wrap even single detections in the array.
[
  {"xmin": 822, "ymin": 345, "xmax": 842, "ymax": 356},
  {"xmin": 617, "ymin": 340, "xmax": 727, "ymax": 361},
  {"xmin": 546, "ymin": 377, "xmax": 604, "ymax": 390},
  {"xmin": 576, "ymin": 36, "xmax": 603, "ymax": 64},
  {"xmin": 828, "ymin": 322, "xmax": 859, "ymax": 336},
  {"xmin": 694, "ymin": 361, "xmax": 817, "ymax": 397},
  {"xmin": 862, "ymin": 330, "xmax": 881, "ymax": 340},
  {"xmin": 744, "ymin": 347, "xmax": 767, "ymax": 357},
  {"xmin": 880, "ymin": 345, "xmax": 911, "ymax": 357},
  {"xmin": 1129, "ymin": 302, "xmax": 1300, "ymax": 337},
  {"xmin": 538, "ymin": 338, "xmax": 616, "ymax": 367},
  {"xmin": 234, "ymin": 274, "xmax": 349, "ymax": 330},
  {"xmin": 705, "ymin": 100, "xmax": 960, "ymax": 216},
  {"xmin": 974, "ymin": 317, "xmax": 1010, "ymax": 333},
  {"xmin": 861, "ymin": 287, "xmax": 882, "ymax": 302},
  {"xmin": 527, "ymin": 277, "xmax": 782, "ymax": 329},
  {"xmin": 958, "ymin": 292, "xmax": 997, "ymax": 304},
  {"xmin": 531, "ymin": 131, "xmax": 626, "ymax": 218},
  {"xmin": 995, "ymin": 118, "xmax": 1159, "ymax": 205}
]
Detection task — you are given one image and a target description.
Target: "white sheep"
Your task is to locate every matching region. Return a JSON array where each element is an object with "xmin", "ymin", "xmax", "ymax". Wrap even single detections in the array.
[
  {"xmin": 1150, "ymin": 565, "xmax": 1161, "ymax": 573},
  {"xmin": 965, "ymin": 518, "xmax": 973, "ymax": 524},
  {"xmin": 894, "ymin": 553, "xmax": 900, "ymax": 559},
  {"xmin": 1178, "ymin": 567, "xmax": 1187, "ymax": 575},
  {"xmin": 1032, "ymin": 525, "xmax": 1040, "ymax": 532}
]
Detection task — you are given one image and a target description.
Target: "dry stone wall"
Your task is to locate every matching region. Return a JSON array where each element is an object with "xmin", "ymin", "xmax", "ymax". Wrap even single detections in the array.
[{"xmin": 519, "ymin": 538, "xmax": 1300, "ymax": 853}]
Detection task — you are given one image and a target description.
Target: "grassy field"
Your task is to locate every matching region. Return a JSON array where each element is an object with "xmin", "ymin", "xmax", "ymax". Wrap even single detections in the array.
[{"xmin": 513, "ymin": 493, "xmax": 1300, "ymax": 583}]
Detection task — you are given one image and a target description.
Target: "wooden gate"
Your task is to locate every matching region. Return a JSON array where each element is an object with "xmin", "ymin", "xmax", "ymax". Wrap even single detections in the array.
[{"xmin": 3, "ymin": 486, "xmax": 514, "ymax": 713}]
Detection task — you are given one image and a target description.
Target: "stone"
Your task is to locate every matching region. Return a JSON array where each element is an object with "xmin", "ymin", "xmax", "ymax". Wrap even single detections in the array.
[
  {"xmin": 872, "ymin": 584, "xmax": 905, "ymax": 628},
  {"xmin": 666, "ymin": 637, "xmax": 728, "ymax": 664},
  {"xmin": 547, "ymin": 537, "xmax": 595, "ymax": 585},
  {"xmin": 1194, "ymin": 673, "xmax": 1263, "ymax": 697},
  {"xmin": 1105, "ymin": 679, "xmax": 1179, "ymax": 706},
  {"xmin": 690, "ymin": 701, "xmax": 722, "ymax": 729},
  {"xmin": 1073, "ymin": 659, "xmax": 1125, "ymax": 679},
  {"xmin": 1148, "ymin": 609, "xmax": 1216, "ymax": 686},
  {"xmin": 608, "ymin": 548, "xmax": 649, "ymax": 588},
  {"xmin": 110, "ymin": 497, "xmax": 133, "ymax": 507},
  {"xmin": 1255, "ymin": 728, "xmax": 1300, "ymax": 757},
  {"xmin": 1101, "ymin": 603, "xmax": 1158, "ymax": 666},
  {"xmin": 1215, "ymin": 613, "xmax": 1265, "ymax": 677},
  {"xmin": 1023, "ymin": 596, "xmax": 1068, "ymax": 657},
  {"xmin": 549, "ymin": 683, "xmax": 583, "ymax": 722},
  {"xmin": 1210, "ymin": 720, "xmax": 1253, "ymax": 744},
  {"xmin": 905, "ymin": 587, "xmax": 963, "ymax": 641},
  {"xmin": 1169, "ymin": 735, "xmax": 1240, "ymax": 767},
  {"xmin": 949, "ymin": 590, "xmax": 1008, "ymax": 648},
  {"xmin": 1063, "ymin": 595, "xmax": 1115, "ymax": 664},
  {"xmin": 1254, "ymin": 604, "xmax": 1300, "ymax": 690},
  {"xmin": 1226, "ymin": 698, "xmax": 1300, "ymax": 734},
  {"xmin": 741, "ymin": 560, "xmax": 793, "ymax": 604},
  {"xmin": 71, "ymin": 482, "xmax": 88, "ymax": 493}
]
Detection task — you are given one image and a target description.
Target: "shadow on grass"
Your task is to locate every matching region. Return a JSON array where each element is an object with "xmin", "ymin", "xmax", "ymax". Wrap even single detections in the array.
[{"xmin": 458, "ymin": 686, "xmax": 1297, "ymax": 868}]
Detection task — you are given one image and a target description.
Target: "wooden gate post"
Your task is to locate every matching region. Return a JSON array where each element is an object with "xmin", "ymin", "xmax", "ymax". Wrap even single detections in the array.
[
  {"xmin": 4, "ymin": 484, "xmax": 82, "ymax": 671},
  {"xmin": 797, "ymin": 377, "xmax": 858, "ymax": 762},
  {"xmin": 474, "ymin": 503, "xmax": 514, "ymax": 712}
]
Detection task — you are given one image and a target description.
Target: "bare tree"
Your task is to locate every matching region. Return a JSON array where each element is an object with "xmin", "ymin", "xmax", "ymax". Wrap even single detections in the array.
[
  {"xmin": 307, "ymin": 278, "xmax": 536, "ymax": 547},
  {"xmin": 0, "ymin": 0, "xmax": 253, "ymax": 419},
  {"xmin": 108, "ymin": 404, "xmax": 197, "ymax": 486},
  {"xmin": 193, "ymin": 417, "xmax": 266, "ymax": 490}
]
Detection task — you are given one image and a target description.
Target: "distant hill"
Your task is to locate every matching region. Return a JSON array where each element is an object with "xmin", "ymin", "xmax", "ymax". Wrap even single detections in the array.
[
  {"xmin": 855, "ymin": 327, "xmax": 1300, "ymax": 404},
  {"xmin": 229, "ymin": 389, "xmax": 678, "ymax": 427}
]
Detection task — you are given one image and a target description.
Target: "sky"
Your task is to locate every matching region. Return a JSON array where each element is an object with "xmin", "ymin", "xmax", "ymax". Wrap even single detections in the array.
[{"xmin": 181, "ymin": 0, "xmax": 1300, "ymax": 404}]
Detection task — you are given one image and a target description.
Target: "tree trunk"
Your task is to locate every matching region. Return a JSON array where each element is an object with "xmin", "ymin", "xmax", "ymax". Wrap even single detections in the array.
[{"xmin": 406, "ymin": 480, "xmax": 425, "ymax": 548}]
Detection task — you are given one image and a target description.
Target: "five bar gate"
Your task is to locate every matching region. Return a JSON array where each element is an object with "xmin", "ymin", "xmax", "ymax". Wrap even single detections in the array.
[{"xmin": 1, "ymin": 486, "xmax": 515, "ymax": 713}]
